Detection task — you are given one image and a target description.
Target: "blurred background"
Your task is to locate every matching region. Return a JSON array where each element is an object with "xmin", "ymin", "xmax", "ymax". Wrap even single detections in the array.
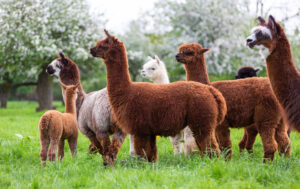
[{"xmin": 0, "ymin": 0, "xmax": 300, "ymax": 111}]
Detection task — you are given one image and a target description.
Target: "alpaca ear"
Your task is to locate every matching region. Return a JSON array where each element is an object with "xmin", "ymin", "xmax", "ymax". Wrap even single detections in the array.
[
  {"xmin": 59, "ymin": 80, "xmax": 67, "ymax": 89},
  {"xmin": 154, "ymin": 55, "xmax": 160, "ymax": 65},
  {"xmin": 255, "ymin": 68, "xmax": 260, "ymax": 72},
  {"xmin": 104, "ymin": 29, "xmax": 114, "ymax": 44},
  {"xmin": 268, "ymin": 15, "xmax": 277, "ymax": 33},
  {"xmin": 257, "ymin": 16, "xmax": 266, "ymax": 25},
  {"xmin": 59, "ymin": 52, "xmax": 68, "ymax": 65},
  {"xmin": 199, "ymin": 48, "xmax": 209, "ymax": 54}
]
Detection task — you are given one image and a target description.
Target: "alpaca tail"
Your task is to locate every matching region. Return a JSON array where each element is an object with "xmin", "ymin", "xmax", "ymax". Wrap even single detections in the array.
[
  {"xmin": 209, "ymin": 87, "xmax": 227, "ymax": 125},
  {"xmin": 38, "ymin": 113, "xmax": 52, "ymax": 137}
]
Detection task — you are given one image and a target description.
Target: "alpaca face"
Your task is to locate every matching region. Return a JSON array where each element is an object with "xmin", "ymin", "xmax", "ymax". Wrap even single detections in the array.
[
  {"xmin": 47, "ymin": 59, "xmax": 62, "ymax": 76},
  {"xmin": 246, "ymin": 15, "xmax": 278, "ymax": 52},
  {"xmin": 47, "ymin": 52, "xmax": 71, "ymax": 76},
  {"xmin": 90, "ymin": 30, "xmax": 122, "ymax": 60},
  {"xmin": 176, "ymin": 43, "xmax": 209, "ymax": 64},
  {"xmin": 141, "ymin": 56, "xmax": 162, "ymax": 80}
]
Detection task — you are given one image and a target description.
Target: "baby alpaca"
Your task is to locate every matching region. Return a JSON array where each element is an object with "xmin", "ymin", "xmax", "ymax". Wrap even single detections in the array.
[
  {"xmin": 90, "ymin": 30, "xmax": 227, "ymax": 163},
  {"xmin": 39, "ymin": 82, "xmax": 79, "ymax": 166},
  {"xmin": 140, "ymin": 56, "xmax": 183, "ymax": 155}
]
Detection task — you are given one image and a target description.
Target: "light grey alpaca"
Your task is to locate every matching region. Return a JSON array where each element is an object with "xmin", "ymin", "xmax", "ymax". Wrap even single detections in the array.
[
  {"xmin": 47, "ymin": 53, "xmax": 128, "ymax": 165},
  {"xmin": 139, "ymin": 55, "xmax": 184, "ymax": 155}
]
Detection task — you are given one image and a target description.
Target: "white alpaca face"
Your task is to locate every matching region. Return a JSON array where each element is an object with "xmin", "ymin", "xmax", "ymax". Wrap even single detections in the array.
[
  {"xmin": 246, "ymin": 26, "xmax": 272, "ymax": 48},
  {"xmin": 47, "ymin": 59, "xmax": 62, "ymax": 76},
  {"xmin": 141, "ymin": 58, "xmax": 160, "ymax": 80}
]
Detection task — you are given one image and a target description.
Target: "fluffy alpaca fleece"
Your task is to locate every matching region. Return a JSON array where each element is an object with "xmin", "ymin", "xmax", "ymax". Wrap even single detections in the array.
[
  {"xmin": 90, "ymin": 30, "xmax": 227, "ymax": 162},
  {"xmin": 235, "ymin": 67, "xmax": 259, "ymax": 79},
  {"xmin": 140, "ymin": 55, "xmax": 184, "ymax": 155},
  {"xmin": 247, "ymin": 15, "xmax": 300, "ymax": 133},
  {"xmin": 176, "ymin": 43, "xmax": 290, "ymax": 161},
  {"xmin": 39, "ymin": 82, "xmax": 79, "ymax": 166},
  {"xmin": 47, "ymin": 53, "xmax": 127, "ymax": 166}
]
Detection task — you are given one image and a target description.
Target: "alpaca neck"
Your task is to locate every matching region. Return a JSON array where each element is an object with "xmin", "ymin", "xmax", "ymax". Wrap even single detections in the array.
[
  {"xmin": 105, "ymin": 46, "xmax": 131, "ymax": 94},
  {"xmin": 266, "ymin": 34, "xmax": 298, "ymax": 104},
  {"xmin": 65, "ymin": 92, "xmax": 77, "ymax": 116},
  {"xmin": 153, "ymin": 69, "xmax": 170, "ymax": 84},
  {"xmin": 184, "ymin": 54, "xmax": 210, "ymax": 84},
  {"xmin": 62, "ymin": 83, "xmax": 85, "ymax": 118}
]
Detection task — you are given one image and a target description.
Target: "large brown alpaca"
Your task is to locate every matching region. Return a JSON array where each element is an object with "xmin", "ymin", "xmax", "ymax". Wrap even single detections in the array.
[
  {"xmin": 176, "ymin": 43, "xmax": 290, "ymax": 161},
  {"xmin": 39, "ymin": 82, "xmax": 79, "ymax": 166},
  {"xmin": 247, "ymin": 15, "xmax": 300, "ymax": 133},
  {"xmin": 90, "ymin": 30, "xmax": 227, "ymax": 163},
  {"xmin": 47, "ymin": 53, "xmax": 127, "ymax": 166}
]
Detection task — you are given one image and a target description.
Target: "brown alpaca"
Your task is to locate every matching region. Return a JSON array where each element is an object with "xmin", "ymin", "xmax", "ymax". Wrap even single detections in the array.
[
  {"xmin": 39, "ymin": 82, "xmax": 79, "ymax": 166},
  {"xmin": 247, "ymin": 15, "xmax": 300, "ymax": 133},
  {"xmin": 90, "ymin": 30, "xmax": 227, "ymax": 163},
  {"xmin": 47, "ymin": 53, "xmax": 127, "ymax": 166},
  {"xmin": 176, "ymin": 43, "xmax": 290, "ymax": 161}
]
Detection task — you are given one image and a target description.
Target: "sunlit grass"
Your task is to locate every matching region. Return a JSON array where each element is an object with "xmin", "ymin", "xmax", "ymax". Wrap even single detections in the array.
[{"xmin": 0, "ymin": 101, "xmax": 299, "ymax": 188}]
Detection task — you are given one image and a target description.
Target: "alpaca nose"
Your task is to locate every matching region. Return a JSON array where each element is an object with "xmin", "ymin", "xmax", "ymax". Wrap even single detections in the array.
[
  {"xmin": 90, "ymin": 48, "xmax": 95, "ymax": 56},
  {"xmin": 246, "ymin": 38, "xmax": 253, "ymax": 43},
  {"xmin": 176, "ymin": 54, "xmax": 180, "ymax": 59}
]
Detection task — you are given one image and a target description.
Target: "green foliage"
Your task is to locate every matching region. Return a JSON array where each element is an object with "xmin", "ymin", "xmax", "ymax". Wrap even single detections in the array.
[{"xmin": 0, "ymin": 101, "xmax": 300, "ymax": 188}]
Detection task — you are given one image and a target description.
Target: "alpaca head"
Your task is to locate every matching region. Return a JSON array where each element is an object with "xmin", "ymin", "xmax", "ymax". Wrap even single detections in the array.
[
  {"xmin": 141, "ymin": 56, "xmax": 165, "ymax": 80},
  {"xmin": 90, "ymin": 30, "xmax": 123, "ymax": 61},
  {"xmin": 246, "ymin": 15, "xmax": 282, "ymax": 53},
  {"xmin": 59, "ymin": 81, "xmax": 80, "ymax": 99},
  {"xmin": 47, "ymin": 52, "xmax": 80, "ymax": 85},
  {"xmin": 176, "ymin": 43, "xmax": 209, "ymax": 64},
  {"xmin": 235, "ymin": 66, "xmax": 259, "ymax": 79}
]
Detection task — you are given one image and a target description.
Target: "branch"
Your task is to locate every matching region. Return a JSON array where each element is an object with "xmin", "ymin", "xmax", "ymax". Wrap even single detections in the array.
[{"xmin": 281, "ymin": 9, "xmax": 300, "ymax": 23}]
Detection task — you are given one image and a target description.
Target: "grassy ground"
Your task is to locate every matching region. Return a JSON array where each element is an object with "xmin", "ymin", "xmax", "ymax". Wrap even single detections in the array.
[{"xmin": 0, "ymin": 101, "xmax": 300, "ymax": 189}]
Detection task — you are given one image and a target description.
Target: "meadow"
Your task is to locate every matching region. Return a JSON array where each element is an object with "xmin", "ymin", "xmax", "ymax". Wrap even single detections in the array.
[{"xmin": 0, "ymin": 101, "xmax": 300, "ymax": 189}]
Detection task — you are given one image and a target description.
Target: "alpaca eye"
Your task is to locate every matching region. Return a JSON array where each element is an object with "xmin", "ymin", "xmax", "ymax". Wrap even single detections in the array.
[
  {"xmin": 185, "ymin": 52, "xmax": 194, "ymax": 56},
  {"xmin": 151, "ymin": 68, "xmax": 155, "ymax": 70},
  {"xmin": 100, "ymin": 46, "xmax": 108, "ymax": 50}
]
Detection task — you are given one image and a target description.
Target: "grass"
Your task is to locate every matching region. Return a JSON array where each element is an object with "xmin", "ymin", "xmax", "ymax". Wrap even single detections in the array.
[{"xmin": 0, "ymin": 101, "xmax": 300, "ymax": 189}]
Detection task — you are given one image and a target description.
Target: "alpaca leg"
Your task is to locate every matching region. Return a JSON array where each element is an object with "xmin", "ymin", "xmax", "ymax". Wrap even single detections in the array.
[
  {"xmin": 85, "ymin": 129, "xmax": 102, "ymax": 154},
  {"xmin": 191, "ymin": 125, "xmax": 220, "ymax": 158},
  {"xmin": 183, "ymin": 127, "xmax": 197, "ymax": 156},
  {"xmin": 95, "ymin": 132, "xmax": 111, "ymax": 166},
  {"xmin": 238, "ymin": 129, "xmax": 248, "ymax": 152},
  {"xmin": 68, "ymin": 137, "xmax": 78, "ymax": 157},
  {"xmin": 58, "ymin": 139, "xmax": 65, "ymax": 161},
  {"xmin": 48, "ymin": 140, "xmax": 59, "ymax": 162},
  {"xmin": 244, "ymin": 126, "xmax": 258, "ymax": 153},
  {"xmin": 133, "ymin": 135, "xmax": 157, "ymax": 162},
  {"xmin": 258, "ymin": 122, "xmax": 277, "ymax": 162},
  {"xmin": 40, "ymin": 138, "xmax": 50, "ymax": 167},
  {"xmin": 106, "ymin": 129, "xmax": 127, "ymax": 166},
  {"xmin": 215, "ymin": 124, "xmax": 232, "ymax": 159},
  {"xmin": 170, "ymin": 131, "xmax": 183, "ymax": 155},
  {"xmin": 275, "ymin": 120, "xmax": 291, "ymax": 157},
  {"xmin": 129, "ymin": 135, "xmax": 135, "ymax": 156}
]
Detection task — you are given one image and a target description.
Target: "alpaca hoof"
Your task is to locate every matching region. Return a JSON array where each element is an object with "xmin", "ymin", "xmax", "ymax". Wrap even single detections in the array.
[
  {"xmin": 88, "ymin": 144, "xmax": 99, "ymax": 154},
  {"xmin": 41, "ymin": 161, "xmax": 46, "ymax": 167}
]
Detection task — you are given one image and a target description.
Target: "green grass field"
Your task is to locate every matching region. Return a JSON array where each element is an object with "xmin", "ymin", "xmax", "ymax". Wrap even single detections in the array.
[{"xmin": 0, "ymin": 101, "xmax": 300, "ymax": 189}]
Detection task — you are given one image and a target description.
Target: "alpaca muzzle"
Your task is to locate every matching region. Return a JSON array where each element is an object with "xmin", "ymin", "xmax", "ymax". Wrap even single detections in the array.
[
  {"xmin": 46, "ymin": 65, "xmax": 55, "ymax": 74},
  {"xmin": 90, "ymin": 48, "xmax": 96, "ymax": 57}
]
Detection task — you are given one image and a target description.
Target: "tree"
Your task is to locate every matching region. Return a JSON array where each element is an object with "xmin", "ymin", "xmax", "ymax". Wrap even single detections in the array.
[{"xmin": 0, "ymin": 0, "xmax": 105, "ymax": 110}]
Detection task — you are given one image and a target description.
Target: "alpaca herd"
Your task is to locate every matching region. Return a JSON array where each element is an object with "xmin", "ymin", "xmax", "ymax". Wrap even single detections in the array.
[{"xmin": 39, "ymin": 15, "xmax": 299, "ymax": 167}]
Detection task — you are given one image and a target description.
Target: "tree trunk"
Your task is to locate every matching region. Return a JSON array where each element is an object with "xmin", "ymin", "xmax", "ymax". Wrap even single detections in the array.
[
  {"xmin": 36, "ymin": 68, "xmax": 53, "ymax": 112},
  {"xmin": 0, "ymin": 89, "xmax": 9, "ymax": 108}
]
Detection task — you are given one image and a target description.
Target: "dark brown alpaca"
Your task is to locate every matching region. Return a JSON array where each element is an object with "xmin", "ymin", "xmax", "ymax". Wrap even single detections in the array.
[
  {"xmin": 247, "ymin": 15, "xmax": 300, "ymax": 133},
  {"xmin": 90, "ymin": 30, "xmax": 227, "ymax": 163},
  {"xmin": 235, "ymin": 67, "xmax": 259, "ymax": 79},
  {"xmin": 176, "ymin": 43, "xmax": 290, "ymax": 161},
  {"xmin": 47, "ymin": 53, "xmax": 127, "ymax": 166},
  {"xmin": 39, "ymin": 82, "xmax": 79, "ymax": 166}
]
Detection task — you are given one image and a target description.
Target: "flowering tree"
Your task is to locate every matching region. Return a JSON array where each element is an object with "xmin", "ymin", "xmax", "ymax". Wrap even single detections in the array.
[{"xmin": 0, "ymin": 0, "xmax": 105, "ymax": 110}]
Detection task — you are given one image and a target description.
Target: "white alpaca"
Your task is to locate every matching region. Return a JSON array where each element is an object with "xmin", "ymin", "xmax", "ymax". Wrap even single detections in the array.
[{"xmin": 130, "ymin": 55, "xmax": 184, "ymax": 155}]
